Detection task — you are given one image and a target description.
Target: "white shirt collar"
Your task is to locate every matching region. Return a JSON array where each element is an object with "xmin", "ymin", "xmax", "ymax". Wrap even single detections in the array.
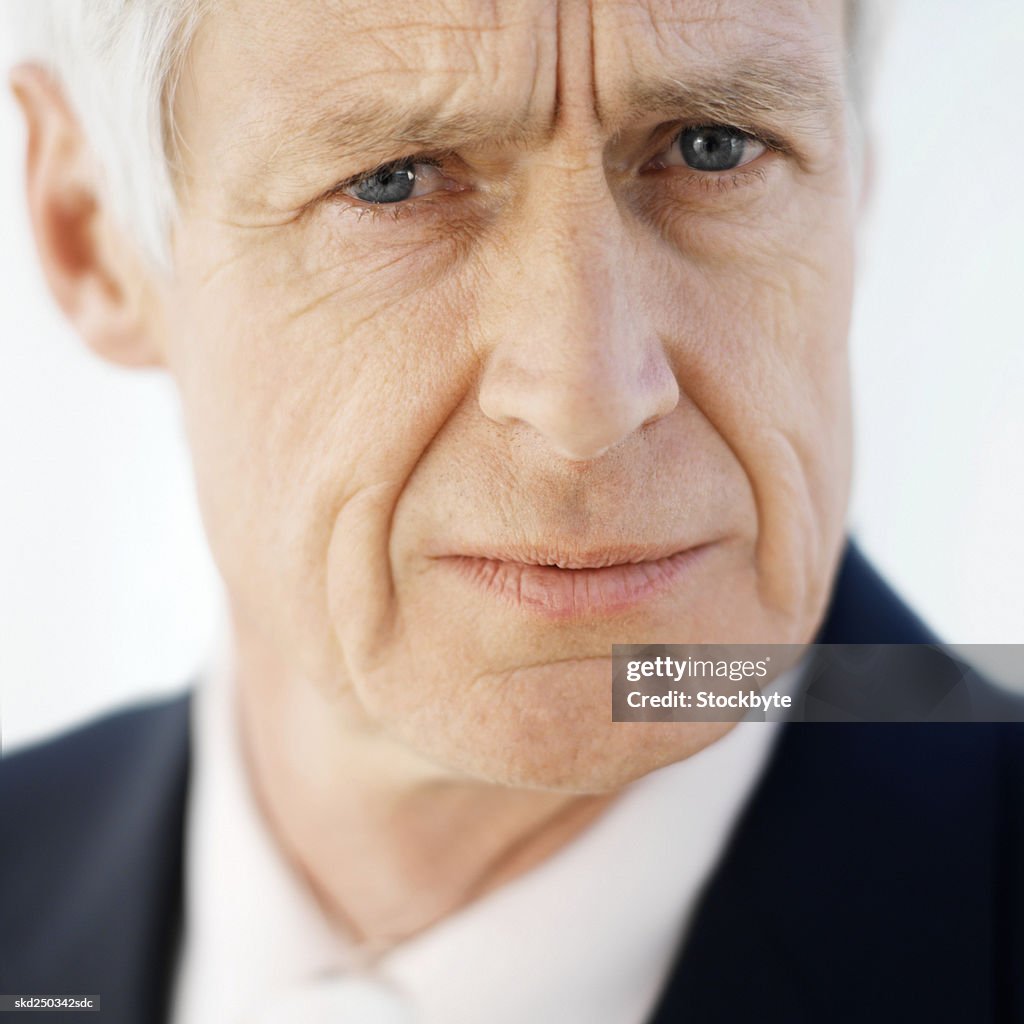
[{"xmin": 172, "ymin": 647, "xmax": 796, "ymax": 1024}]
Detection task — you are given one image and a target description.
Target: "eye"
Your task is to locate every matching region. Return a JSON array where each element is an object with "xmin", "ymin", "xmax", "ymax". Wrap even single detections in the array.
[
  {"xmin": 341, "ymin": 159, "xmax": 455, "ymax": 205},
  {"xmin": 659, "ymin": 126, "xmax": 767, "ymax": 173}
]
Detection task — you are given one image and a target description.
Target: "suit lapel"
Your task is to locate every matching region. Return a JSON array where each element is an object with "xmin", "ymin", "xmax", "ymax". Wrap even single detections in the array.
[
  {"xmin": 644, "ymin": 543, "xmax": 998, "ymax": 1022},
  {"xmin": 644, "ymin": 721, "xmax": 998, "ymax": 1022}
]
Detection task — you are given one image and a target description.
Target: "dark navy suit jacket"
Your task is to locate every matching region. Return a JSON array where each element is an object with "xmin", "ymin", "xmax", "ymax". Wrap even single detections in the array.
[{"xmin": 2, "ymin": 542, "xmax": 1022, "ymax": 1022}]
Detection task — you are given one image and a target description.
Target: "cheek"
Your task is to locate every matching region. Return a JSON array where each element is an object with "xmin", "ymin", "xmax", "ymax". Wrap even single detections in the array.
[
  {"xmin": 663, "ymin": 197, "xmax": 855, "ymax": 625},
  {"xmin": 160, "ymin": 165, "xmax": 854, "ymax": 785},
  {"xmin": 162, "ymin": 228, "xmax": 485, "ymax": 684}
]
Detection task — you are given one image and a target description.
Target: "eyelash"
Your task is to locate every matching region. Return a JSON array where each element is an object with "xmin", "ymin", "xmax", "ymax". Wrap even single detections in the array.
[
  {"xmin": 322, "ymin": 128, "xmax": 776, "ymax": 223},
  {"xmin": 333, "ymin": 198, "xmax": 431, "ymax": 226}
]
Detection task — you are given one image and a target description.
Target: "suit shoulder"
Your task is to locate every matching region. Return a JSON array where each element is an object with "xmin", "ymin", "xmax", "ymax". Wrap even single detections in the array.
[
  {"xmin": 817, "ymin": 540, "xmax": 938, "ymax": 644},
  {"xmin": 0, "ymin": 694, "xmax": 192, "ymax": 875},
  {"xmin": 2, "ymin": 696, "xmax": 190, "ymax": 790},
  {"xmin": 0, "ymin": 695, "xmax": 192, "ymax": 1007}
]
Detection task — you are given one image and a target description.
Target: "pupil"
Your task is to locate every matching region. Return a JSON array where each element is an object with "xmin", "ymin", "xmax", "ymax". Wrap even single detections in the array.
[
  {"xmin": 679, "ymin": 127, "xmax": 745, "ymax": 172},
  {"xmin": 355, "ymin": 164, "xmax": 416, "ymax": 204}
]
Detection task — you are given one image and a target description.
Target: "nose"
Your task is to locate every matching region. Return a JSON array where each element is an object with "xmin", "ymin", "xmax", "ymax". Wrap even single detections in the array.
[{"xmin": 477, "ymin": 178, "xmax": 679, "ymax": 462}]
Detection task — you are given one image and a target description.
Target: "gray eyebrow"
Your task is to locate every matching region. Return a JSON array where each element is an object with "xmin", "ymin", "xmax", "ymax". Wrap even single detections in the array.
[
  {"xmin": 610, "ymin": 54, "xmax": 846, "ymax": 141},
  {"xmin": 251, "ymin": 52, "xmax": 844, "ymax": 188},
  {"xmin": 267, "ymin": 97, "xmax": 554, "ymax": 174}
]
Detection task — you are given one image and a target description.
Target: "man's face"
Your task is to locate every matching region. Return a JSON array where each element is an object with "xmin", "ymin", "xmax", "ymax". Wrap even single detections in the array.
[{"xmin": 162, "ymin": 0, "xmax": 855, "ymax": 789}]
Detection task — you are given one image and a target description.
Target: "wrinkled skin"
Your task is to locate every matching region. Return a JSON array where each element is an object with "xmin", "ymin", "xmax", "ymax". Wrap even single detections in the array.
[
  {"xmin": 153, "ymin": 0, "xmax": 857, "ymax": 790},
  {"xmin": 14, "ymin": 0, "xmax": 859, "ymax": 944}
]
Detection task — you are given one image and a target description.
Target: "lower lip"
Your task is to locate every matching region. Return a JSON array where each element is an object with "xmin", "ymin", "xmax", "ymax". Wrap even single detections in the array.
[{"xmin": 438, "ymin": 546, "xmax": 710, "ymax": 621}]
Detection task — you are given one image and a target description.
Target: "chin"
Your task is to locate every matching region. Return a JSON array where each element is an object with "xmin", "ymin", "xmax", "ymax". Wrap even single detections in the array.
[
  {"xmin": 370, "ymin": 658, "xmax": 738, "ymax": 793},
  {"xmin": 426, "ymin": 717, "xmax": 736, "ymax": 793}
]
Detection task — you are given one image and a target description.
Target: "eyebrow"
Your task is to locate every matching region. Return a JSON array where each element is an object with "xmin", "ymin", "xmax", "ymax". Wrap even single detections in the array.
[
  {"xmin": 258, "ymin": 52, "xmax": 844, "ymax": 183},
  {"xmin": 612, "ymin": 55, "xmax": 846, "ymax": 145},
  {"xmin": 264, "ymin": 97, "xmax": 555, "ymax": 178}
]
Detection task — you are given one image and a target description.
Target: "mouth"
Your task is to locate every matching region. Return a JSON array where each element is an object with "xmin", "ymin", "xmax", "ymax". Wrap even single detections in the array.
[{"xmin": 432, "ymin": 542, "xmax": 714, "ymax": 621}]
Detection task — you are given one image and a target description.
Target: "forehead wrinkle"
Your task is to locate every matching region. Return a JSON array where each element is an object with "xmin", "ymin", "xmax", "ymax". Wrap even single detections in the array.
[
  {"xmin": 591, "ymin": 0, "xmax": 849, "ymax": 133},
  {"xmin": 221, "ymin": 6, "xmax": 555, "ymax": 178},
  {"xmin": 318, "ymin": 91, "xmax": 552, "ymax": 151},
  {"xmin": 263, "ymin": 92, "xmax": 557, "ymax": 177}
]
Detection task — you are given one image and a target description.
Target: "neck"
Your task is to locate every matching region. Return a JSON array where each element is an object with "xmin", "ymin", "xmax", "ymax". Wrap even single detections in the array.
[{"xmin": 232, "ymin": 634, "xmax": 617, "ymax": 951}]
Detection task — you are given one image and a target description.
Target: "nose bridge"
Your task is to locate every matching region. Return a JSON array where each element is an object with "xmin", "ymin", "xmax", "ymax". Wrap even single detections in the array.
[
  {"xmin": 478, "ymin": 160, "xmax": 679, "ymax": 461},
  {"xmin": 532, "ymin": 175, "xmax": 629, "ymax": 360}
]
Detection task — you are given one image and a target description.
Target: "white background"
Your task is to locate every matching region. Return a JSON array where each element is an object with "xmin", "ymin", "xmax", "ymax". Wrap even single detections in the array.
[{"xmin": 2, "ymin": 0, "xmax": 1023, "ymax": 750}]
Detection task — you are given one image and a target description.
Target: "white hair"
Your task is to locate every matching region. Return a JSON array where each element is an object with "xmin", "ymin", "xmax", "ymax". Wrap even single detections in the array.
[
  {"xmin": 5, "ymin": 0, "xmax": 877, "ymax": 272},
  {"xmin": 6, "ymin": 0, "xmax": 208, "ymax": 271}
]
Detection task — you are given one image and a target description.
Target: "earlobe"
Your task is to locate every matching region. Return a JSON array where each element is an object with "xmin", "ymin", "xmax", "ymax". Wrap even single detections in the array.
[{"xmin": 10, "ymin": 63, "xmax": 165, "ymax": 368}]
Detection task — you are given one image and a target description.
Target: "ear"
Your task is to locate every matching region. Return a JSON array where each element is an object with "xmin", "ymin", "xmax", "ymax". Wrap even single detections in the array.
[{"xmin": 10, "ymin": 63, "xmax": 165, "ymax": 368}]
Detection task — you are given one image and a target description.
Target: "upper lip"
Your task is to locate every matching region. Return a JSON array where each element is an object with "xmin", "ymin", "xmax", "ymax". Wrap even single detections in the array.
[{"xmin": 431, "ymin": 542, "xmax": 701, "ymax": 570}]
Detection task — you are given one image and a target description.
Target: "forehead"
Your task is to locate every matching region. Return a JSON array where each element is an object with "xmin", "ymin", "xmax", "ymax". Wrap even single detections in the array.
[
  {"xmin": 178, "ymin": 0, "xmax": 846, "ymax": 195},
  {"xmin": 189, "ymin": 0, "xmax": 845, "ymax": 109},
  {"xmin": 196, "ymin": 0, "xmax": 552, "ymax": 111}
]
